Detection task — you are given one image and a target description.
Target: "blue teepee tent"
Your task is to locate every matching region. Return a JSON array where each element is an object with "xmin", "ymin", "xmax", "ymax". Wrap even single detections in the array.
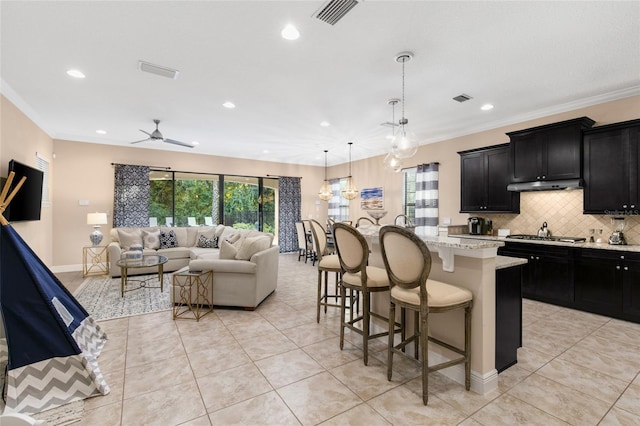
[{"xmin": 0, "ymin": 172, "xmax": 109, "ymax": 415}]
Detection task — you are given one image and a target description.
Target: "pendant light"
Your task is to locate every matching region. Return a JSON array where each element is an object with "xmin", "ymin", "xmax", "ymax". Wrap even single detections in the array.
[
  {"xmin": 392, "ymin": 51, "xmax": 418, "ymax": 159},
  {"xmin": 318, "ymin": 150, "xmax": 332, "ymax": 201},
  {"xmin": 341, "ymin": 142, "xmax": 358, "ymax": 200},
  {"xmin": 383, "ymin": 98, "xmax": 403, "ymax": 172}
]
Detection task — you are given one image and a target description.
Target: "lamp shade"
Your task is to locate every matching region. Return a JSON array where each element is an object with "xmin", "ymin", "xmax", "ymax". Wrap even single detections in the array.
[{"xmin": 87, "ymin": 212, "xmax": 108, "ymax": 225}]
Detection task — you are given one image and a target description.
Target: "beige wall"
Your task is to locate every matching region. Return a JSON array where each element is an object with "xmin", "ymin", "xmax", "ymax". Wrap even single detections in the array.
[
  {"xmin": 0, "ymin": 95, "xmax": 54, "ymax": 263},
  {"xmin": 51, "ymin": 140, "xmax": 325, "ymax": 268},
  {"xmin": 3, "ymin": 93, "xmax": 639, "ymax": 269}
]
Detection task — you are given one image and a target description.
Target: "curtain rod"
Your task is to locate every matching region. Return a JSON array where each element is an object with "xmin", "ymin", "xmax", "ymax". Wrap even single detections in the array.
[
  {"xmin": 400, "ymin": 161, "xmax": 440, "ymax": 171},
  {"xmin": 266, "ymin": 174, "xmax": 302, "ymax": 179},
  {"xmin": 111, "ymin": 163, "xmax": 171, "ymax": 170}
]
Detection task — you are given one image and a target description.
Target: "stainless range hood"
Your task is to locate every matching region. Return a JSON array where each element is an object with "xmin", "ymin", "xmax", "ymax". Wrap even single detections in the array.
[{"xmin": 507, "ymin": 179, "xmax": 584, "ymax": 192}]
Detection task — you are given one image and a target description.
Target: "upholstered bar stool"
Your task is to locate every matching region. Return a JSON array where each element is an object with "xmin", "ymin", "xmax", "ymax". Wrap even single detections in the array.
[
  {"xmin": 309, "ymin": 219, "xmax": 342, "ymax": 322},
  {"xmin": 333, "ymin": 223, "xmax": 399, "ymax": 365},
  {"xmin": 379, "ymin": 225, "xmax": 473, "ymax": 405}
]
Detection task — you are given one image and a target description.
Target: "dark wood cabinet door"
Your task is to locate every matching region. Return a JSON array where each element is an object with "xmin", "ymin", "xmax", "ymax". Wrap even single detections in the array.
[
  {"xmin": 460, "ymin": 151, "xmax": 485, "ymax": 212},
  {"xmin": 495, "ymin": 265, "xmax": 523, "ymax": 373},
  {"xmin": 622, "ymin": 261, "xmax": 640, "ymax": 321},
  {"xmin": 583, "ymin": 127, "xmax": 629, "ymax": 213},
  {"xmin": 575, "ymin": 257, "xmax": 621, "ymax": 316},
  {"xmin": 486, "ymin": 147, "xmax": 519, "ymax": 212},
  {"xmin": 533, "ymin": 255, "xmax": 573, "ymax": 303},
  {"xmin": 630, "ymin": 125, "xmax": 640, "ymax": 211},
  {"xmin": 510, "ymin": 133, "xmax": 541, "ymax": 183},
  {"xmin": 544, "ymin": 125, "xmax": 583, "ymax": 181}
]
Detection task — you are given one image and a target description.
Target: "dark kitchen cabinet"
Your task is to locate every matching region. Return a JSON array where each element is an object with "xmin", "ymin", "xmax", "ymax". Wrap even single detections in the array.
[
  {"xmin": 508, "ymin": 117, "xmax": 594, "ymax": 183},
  {"xmin": 575, "ymin": 249, "xmax": 640, "ymax": 322},
  {"xmin": 495, "ymin": 264, "xmax": 523, "ymax": 373},
  {"xmin": 459, "ymin": 144, "xmax": 519, "ymax": 213},
  {"xmin": 583, "ymin": 119, "xmax": 640, "ymax": 214},
  {"xmin": 498, "ymin": 243, "xmax": 574, "ymax": 306}
]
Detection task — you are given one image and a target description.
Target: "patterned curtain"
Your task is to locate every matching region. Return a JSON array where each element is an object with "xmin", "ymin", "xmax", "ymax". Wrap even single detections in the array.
[
  {"xmin": 278, "ymin": 177, "xmax": 301, "ymax": 253},
  {"xmin": 112, "ymin": 164, "xmax": 150, "ymax": 228},
  {"xmin": 415, "ymin": 163, "xmax": 439, "ymax": 236},
  {"xmin": 327, "ymin": 178, "xmax": 341, "ymax": 220}
]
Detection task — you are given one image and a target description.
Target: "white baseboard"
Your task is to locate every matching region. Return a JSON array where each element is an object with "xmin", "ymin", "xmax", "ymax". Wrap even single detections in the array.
[
  {"xmin": 50, "ymin": 264, "xmax": 82, "ymax": 273},
  {"xmin": 428, "ymin": 350, "xmax": 498, "ymax": 395}
]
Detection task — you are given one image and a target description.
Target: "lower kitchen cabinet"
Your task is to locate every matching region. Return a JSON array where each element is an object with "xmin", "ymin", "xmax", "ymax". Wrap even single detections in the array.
[
  {"xmin": 575, "ymin": 249, "xmax": 640, "ymax": 322},
  {"xmin": 498, "ymin": 243, "xmax": 574, "ymax": 306},
  {"xmin": 495, "ymin": 264, "xmax": 523, "ymax": 373}
]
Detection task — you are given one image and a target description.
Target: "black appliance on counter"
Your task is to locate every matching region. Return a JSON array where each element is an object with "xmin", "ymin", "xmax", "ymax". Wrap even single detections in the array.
[{"xmin": 468, "ymin": 217, "xmax": 492, "ymax": 235}]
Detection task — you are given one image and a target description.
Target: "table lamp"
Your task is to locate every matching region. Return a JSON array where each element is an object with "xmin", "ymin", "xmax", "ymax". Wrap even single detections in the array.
[{"xmin": 87, "ymin": 212, "xmax": 108, "ymax": 246}]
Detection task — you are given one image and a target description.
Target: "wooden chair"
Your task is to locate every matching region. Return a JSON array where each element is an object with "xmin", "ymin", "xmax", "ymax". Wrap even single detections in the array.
[
  {"xmin": 355, "ymin": 216, "xmax": 375, "ymax": 228},
  {"xmin": 333, "ymin": 222, "xmax": 399, "ymax": 365},
  {"xmin": 379, "ymin": 225, "xmax": 473, "ymax": 405},
  {"xmin": 309, "ymin": 219, "xmax": 341, "ymax": 322},
  {"xmin": 295, "ymin": 221, "xmax": 312, "ymax": 263}
]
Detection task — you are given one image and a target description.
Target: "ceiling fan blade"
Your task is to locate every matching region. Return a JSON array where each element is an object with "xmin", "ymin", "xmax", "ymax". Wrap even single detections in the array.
[
  {"xmin": 131, "ymin": 138, "xmax": 151, "ymax": 144},
  {"xmin": 139, "ymin": 129, "xmax": 152, "ymax": 137},
  {"xmin": 164, "ymin": 138, "xmax": 195, "ymax": 148}
]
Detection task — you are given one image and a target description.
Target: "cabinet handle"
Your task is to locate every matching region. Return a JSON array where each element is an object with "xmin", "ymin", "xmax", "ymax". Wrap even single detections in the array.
[
  {"xmin": 542, "ymin": 175, "xmax": 546, "ymax": 179},
  {"xmin": 623, "ymin": 204, "xmax": 628, "ymax": 209},
  {"xmin": 621, "ymin": 255, "xmax": 625, "ymax": 259},
  {"xmin": 624, "ymin": 266, "xmax": 629, "ymax": 271},
  {"xmin": 616, "ymin": 265, "xmax": 621, "ymax": 270},
  {"xmin": 536, "ymin": 176, "xmax": 540, "ymax": 180},
  {"xmin": 536, "ymin": 256, "xmax": 540, "ymax": 260},
  {"xmin": 530, "ymin": 256, "xmax": 535, "ymax": 260},
  {"xmin": 632, "ymin": 205, "xmax": 636, "ymax": 209}
]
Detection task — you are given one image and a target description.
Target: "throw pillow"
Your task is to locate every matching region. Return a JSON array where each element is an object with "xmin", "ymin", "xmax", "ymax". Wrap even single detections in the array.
[
  {"xmin": 197, "ymin": 234, "xmax": 217, "ymax": 248},
  {"xmin": 117, "ymin": 229, "xmax": 143, "ymax": 251},
  {"xmin": 219, "ymin": 240, "xmax": 237, "ymax": 259},
  {"xmin": 227, "ymin": 232, "xmax": 242, "ymax": 244},
  {"xmin": 142, "ymin": 229, "xmax": 161, "ymax": 250},
  {"xmin": 236, "ymin": 236, "xmax": 271, "ymax": 260},
  {"xmin": 160, "ymin": 230, "xmax": 178, "ymax": 249}
]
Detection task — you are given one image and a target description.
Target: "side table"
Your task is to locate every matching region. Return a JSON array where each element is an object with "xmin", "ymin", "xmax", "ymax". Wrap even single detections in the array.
[
  {"xmin": 172, "ymin": 268, "xmax": 213, "ymax": 321},
  {"xmin": 83, "ymin": 246, "xmax": 109, "ymax": 277}
]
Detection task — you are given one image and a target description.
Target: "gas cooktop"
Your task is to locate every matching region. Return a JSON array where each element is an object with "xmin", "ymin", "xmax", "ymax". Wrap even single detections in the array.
[{"xmin": 506, "ymin": 234, "xmax": 586, "ymax": 243}]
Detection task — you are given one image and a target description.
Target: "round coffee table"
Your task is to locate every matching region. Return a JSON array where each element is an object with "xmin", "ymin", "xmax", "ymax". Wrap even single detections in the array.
[{"xmin": 116, "ymin": 255, "xmax": 168, "ymax": 297}]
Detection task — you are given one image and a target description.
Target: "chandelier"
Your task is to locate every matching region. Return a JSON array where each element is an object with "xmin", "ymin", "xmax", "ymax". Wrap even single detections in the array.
[
  {"xmin": 391, "ymin": 51, "xmax": 418, "ymax": 159},
  {"xmin": 383, "ymin": 98, "xmax": 403, "ymax": 172},
  {"xmin": 318, "ymin": 150, "xmax": 332, "ymax": 201},
  {"xmin": 341, "ymin": 142, "xmax": 358, "ymax": 200}
]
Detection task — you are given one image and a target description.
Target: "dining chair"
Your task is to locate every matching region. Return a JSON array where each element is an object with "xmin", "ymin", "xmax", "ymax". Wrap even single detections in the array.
[
  {"xmin": 309, "ymin": 219, "xmax": 342, "ymax": 322},
  {"xmin": 355, "ymin": 217, "xmax": 375, "ymax": 228},
  {"xmin": 379, "ymin": 225, "xmax": 473, "ymax": 405},
  {"xmin": 332, "ymin": 222, "xmax": 399, "ymax": 365},
  {"xmin": 295, "ymin": 221, "xmax": 312, "ymax": 263}
]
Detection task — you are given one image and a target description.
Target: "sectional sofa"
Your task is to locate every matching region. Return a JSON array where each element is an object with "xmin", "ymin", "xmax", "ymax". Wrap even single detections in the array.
[{"xmin": 107, "ymin": 224, "xmax": 279, "ymax": 309}]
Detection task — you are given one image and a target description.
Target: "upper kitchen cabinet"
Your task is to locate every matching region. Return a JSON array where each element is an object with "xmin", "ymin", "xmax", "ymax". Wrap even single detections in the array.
[
  {"xmin": 507, "ymin": 117, "xmax": 595, "ymax": 183},
  {"xmin": 583, "ymin": 119, "xmax": 640, "ymax": 214},
  {"xmin": 459, "ymin": 144, "xmax": 519, "ymax": 213}
]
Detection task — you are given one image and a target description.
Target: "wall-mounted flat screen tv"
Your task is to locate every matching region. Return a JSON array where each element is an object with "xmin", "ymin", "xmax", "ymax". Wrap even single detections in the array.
[{"xmin": 4, "ymin": 159, "xmax": 44, "ymax": 222}]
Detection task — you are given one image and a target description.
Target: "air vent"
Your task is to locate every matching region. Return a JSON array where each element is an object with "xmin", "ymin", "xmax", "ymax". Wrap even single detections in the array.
[
  {"xmin": 138, "ymin": 61, "xmax": 179, "ymax": 80},
  {"xmin": 453, "ymin": 94, "xmax": 473, "ymax": 103},
  {"xmin": 313, "ymin": 0, "xmax": 359, "ymax": 25}
]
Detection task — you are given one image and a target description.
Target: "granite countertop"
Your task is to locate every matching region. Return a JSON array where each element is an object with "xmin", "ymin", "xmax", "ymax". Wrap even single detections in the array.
[
  {"xmin": 458, "ymin": 234, "xmax": 640, "ymax": 253},
  {"xmin": 496, "ymin": 255, "xmax": 528, "ymax": 269},
  {"xmin": 357, "ymin": 226, "xmax": 505, "ymax": 250}
]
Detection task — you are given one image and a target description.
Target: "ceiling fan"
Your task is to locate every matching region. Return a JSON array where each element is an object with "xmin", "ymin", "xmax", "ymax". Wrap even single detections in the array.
[{"xmin": 131, "ymin": 119, "xmax": 194, "ymax": 148}]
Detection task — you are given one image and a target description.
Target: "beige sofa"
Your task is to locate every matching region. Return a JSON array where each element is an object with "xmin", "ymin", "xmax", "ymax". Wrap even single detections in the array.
[{"xmin": 107, "ymin": 224, "xmax": 279, "ymax": 309}]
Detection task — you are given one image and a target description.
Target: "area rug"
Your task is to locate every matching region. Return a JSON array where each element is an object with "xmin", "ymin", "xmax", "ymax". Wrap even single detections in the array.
[{"xmin": 74, "ymin": 273, "xmax": 172, "ymax": 321}]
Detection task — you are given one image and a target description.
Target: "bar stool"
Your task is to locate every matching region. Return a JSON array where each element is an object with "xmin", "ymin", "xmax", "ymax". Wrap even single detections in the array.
[
  {"xmin": 309, "ymin": 219, "xmax": 341, "ymax": 322},
  {"xmin": 333, "ymin": 222, "xmax": 399, "ymax": 365},
  {"xmin": 379, "ymin": 225, "xmax": 473, "ymax": 405}
]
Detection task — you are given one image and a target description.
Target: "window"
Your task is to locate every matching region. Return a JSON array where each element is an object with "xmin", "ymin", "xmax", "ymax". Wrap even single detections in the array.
[
  {"xmin": 402, "ymin": 167, "xmax": 417, "ymax": 222},
  {"xmin": 35, "ymin": 152, "xmax": 50, "ymax": 207},
  {"xmin": 149, "ymin": 171, "xmax": 277, "ymax": 235}
]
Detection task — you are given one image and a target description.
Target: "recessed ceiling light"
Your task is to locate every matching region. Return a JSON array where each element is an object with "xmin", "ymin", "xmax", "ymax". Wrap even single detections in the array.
[
  {"xmin": 320, "ymin": 121, "xmax": 330, "ymax": 127},
  {"xmin": 223, "ymin": 101, "xmax": 236, "ymax": 109},
  {"xmin": 281, "ymin": 24, "xmax": 300, "ymax": 40},
  {"xmin": 66, "ymin": 69, "xmax": 85, "ymax": 79},
  {"xmin": 95, "ymin": 129, "xmax": 107, "ymax": 135},
  {"xmin": 191, "ymin": 141, "xmax": 200, "ymax": 146},
  {"xmin": 263, "ymin": 149, "xmax": 270, "ymax": 154},
  {"xmin": 481, "ymin": 103, "xmax": 494, "ymax": 111}
]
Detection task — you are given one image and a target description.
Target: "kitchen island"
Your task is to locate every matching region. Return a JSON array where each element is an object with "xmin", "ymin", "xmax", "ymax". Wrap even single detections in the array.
[{"xmin": 358, "ymin": 226, "xmax": 508, "ymax": 394}]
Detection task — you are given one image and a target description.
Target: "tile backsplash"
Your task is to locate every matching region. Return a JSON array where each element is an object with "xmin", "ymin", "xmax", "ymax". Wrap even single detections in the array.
[{"xmin": 485, "ymin": 190, "xmax": 640, "ymax": 245}]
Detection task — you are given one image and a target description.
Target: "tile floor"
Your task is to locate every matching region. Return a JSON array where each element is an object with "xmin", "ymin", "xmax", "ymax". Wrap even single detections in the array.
[{"xmin": 60, "ymin": 253, "xmax": 640, "ymax": 426}]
